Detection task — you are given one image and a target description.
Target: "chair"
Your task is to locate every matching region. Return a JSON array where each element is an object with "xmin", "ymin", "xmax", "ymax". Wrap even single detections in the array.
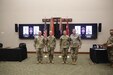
[
  {"xmin": 19, "ymin": 43, "xmax": 28, "ymax": 59},
  {"xmin": 0, "ymin": 43, "xmax": 3, "ymax": 48}
]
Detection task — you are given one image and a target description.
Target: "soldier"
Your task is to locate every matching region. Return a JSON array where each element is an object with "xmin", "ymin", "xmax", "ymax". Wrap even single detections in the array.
[
  {"xmin": 34, "ymin": 31, "xmax": 45, "ymax": 64},
  {"xmin": 47, "ymin": 31, "xmax": 56, "ymax": 63},
  {"xmin": 60, "ymin": 30, "xmax": 70, "ymax": 64},
  {"xmin": 103, "ymin": 29, "xmax": 113, "ymax": 67},
  {"xmin": 70, "ymin": 29, "xmax": 82, "ymax": 65}
]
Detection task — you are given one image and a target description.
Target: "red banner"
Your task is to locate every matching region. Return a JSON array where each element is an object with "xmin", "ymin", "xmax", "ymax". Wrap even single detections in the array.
[
  {"xmin": 50, "ymin": 18, "xmax": 54, "ymax": 35},
  {"xmin": 59, "ymin": 18, "xmax": 62, "ymax": 35},
  {"xmin": 43, "ymin": 21, "xmax": 47, "ymax": 37},
  {"xmin": 66, "ymin": 21, "xmax": 69, "ymax": 35}
]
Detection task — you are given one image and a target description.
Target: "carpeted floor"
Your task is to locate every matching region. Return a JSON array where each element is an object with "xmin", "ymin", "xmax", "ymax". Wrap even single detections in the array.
[{"xmin": 0, "ymin": 54, "xmax": 113, "ymax": 75}]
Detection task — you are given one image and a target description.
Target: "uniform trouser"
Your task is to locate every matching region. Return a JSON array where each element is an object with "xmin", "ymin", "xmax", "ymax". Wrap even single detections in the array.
[
  {"xmin": 48, "ymin": 47, "xmax": 54, "ymax": 62},
  {"xmin": 36, "ymin": 48, "xmax": 43, "ymax": 62},
  {"xmin": 62, "ymin": 48, "xmax": 68, "ymax": 63},
  {"xmin": 70, "ymin": 47, "xmax": 78, "ymax": 62},
  {"xmin": 107, "ymin": 47, "xmax": 113, "ymax": 64}
]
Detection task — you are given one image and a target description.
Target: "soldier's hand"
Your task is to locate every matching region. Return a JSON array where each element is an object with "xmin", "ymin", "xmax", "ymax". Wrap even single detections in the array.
[
  {"xmin": 107, "ymin": 44, "xmax": 112, "ymax": 47},
  {"xmin": 78, "ymin": 45, "xmax": 81, "ymax": 49},
  {"xmin": 102, "ymin": 43, "xmax": 107, "ymax": 46}
]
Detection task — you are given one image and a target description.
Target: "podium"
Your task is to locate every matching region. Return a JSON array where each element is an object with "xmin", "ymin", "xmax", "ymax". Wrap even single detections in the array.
[{"xmin": 90, "ymin": 48, "xmax": 109, "ymax": 63}]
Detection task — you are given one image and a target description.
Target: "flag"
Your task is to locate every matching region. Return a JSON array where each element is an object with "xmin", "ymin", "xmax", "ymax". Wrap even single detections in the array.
[
  {"xmin": 43, "ymin": 21, "xmax": 47, "ymax": 37},
  {"xmin": 50, "ymin": 18, "xmax": 54, "ymax": 35},
  {"xmin": 66, "ymin": 20, "xmax": 69, "ymax": 35},
  {"xmin": 59, "ymin": 18, "xmax": 62, "ymax": 35}
]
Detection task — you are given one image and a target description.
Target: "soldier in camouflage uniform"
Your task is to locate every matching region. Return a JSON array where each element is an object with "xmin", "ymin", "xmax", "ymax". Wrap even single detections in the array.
[
  {"xmin": 103, "ymin": 29, "xmax": 113, "ymax": 67},
  {"xmin": 34, "ymin": 31, "xmax": 45, "ymax": 64},
  {"xmin": 47, "ymin": 31, "xmax": 56, "ymax": 63},
  {"xmin": 70, "ymin": 29, "xmax": 82, "ymax": 65},
  {"xmin": 60, "ymin": 30, "xmax": 70, "ymax": 64}
]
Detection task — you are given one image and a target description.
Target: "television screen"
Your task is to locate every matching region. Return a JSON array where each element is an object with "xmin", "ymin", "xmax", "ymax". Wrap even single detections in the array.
[
  {"xmin": 69, "ymin": 23, "xmax": 98, "ymax": 39},
  {"xmin": 18, "ymin": 23, "xmax": 98, "ymax": 39},
  {"xmin": 19, "ymin": 24, "xmax": 45, "ymax": 39}
]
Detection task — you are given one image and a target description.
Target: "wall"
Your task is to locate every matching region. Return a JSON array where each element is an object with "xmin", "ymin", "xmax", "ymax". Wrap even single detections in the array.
[{"xmin": 0, "ymin": 0, "xmax": 113, "ymax": 52}]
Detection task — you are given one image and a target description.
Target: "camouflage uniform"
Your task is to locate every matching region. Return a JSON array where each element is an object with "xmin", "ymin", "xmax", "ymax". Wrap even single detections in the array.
[
  {"xmin": 47, "ymin": 36, "xmax": 56, "ymax": 63},
  {"xmin": 106, "ymin": 36, "xmax": 113, "ymax": 64},
  {"xmin": 70, "ymin": 33, "xmax": 82, "ymax": 64},
  {"xmin": 60, "ymin": 35, "xmax": 70, "ymax": 63},
  {"xmin": 34, "ymin": 35, "xmax": 45, "ymax": 63}
]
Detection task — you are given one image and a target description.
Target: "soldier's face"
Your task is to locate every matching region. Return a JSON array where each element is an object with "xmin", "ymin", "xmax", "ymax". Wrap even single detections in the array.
[
  {"xmin": 49, "ymin": 31, "xmax": 53, "ymax": 36},
  {"xmin": 72, "ymin": 29, "xmax": 76, "ymax": 34},
  {"xmin": 38, "ymin": 32, "xmax": 42, "ymax": 36},
  {"xmin": 110, "ymin": 30, "xmax": 113, "ymax": 35},
  {"xmin": 63, "ymin": 31, "xmax": 66, "ymax": 35}
]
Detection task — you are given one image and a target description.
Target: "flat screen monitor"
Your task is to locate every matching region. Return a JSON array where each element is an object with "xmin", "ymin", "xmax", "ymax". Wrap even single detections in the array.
[
  {"xmin": 19, "ymin": 24, "xmax": 44, "ymax": 39},
  {"xmin": 69, "ymin": 23, "xmax": 98, "ymax": 39}
]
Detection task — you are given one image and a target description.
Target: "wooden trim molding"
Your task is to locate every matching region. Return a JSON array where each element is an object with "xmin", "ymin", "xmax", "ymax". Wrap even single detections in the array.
[{"xmin": 27, "ymin": 51, "xmax": 89, "ymax": 54}]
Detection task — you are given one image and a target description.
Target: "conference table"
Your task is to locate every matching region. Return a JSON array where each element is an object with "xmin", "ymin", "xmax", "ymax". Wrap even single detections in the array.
[{"xmin": 90, "ymin": 48, "xmax": 109, "ymax": 63}]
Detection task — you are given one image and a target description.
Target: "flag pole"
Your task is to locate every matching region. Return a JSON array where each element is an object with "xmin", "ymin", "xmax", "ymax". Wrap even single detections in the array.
[
  {"xmin": 59, "ymin": 18, "xmax": 62, "ymax": 35},
  {"xmin": 44, "ymin": 17, "xmax": 48, "ymax": 58},
  {"xmin": 66, "ymin": 18, "xmax": 69, "ymax": 36}
]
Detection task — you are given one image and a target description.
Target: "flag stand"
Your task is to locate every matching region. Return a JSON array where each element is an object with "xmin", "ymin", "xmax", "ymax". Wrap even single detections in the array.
[{"xmin": 42, "ymin": 17, "xmax": 72, "ymax": 58}]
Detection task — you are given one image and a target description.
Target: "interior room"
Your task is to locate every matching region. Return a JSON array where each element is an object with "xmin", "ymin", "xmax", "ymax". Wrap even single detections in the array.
[{"xmin": 0, "ymin": 0, "xmax": 113, "ymax": 75}]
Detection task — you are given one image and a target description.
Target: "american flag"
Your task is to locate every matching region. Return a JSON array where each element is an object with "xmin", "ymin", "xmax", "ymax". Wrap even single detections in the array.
[
  {"xmin": 66, "ymin": 21, "xmax": 69, "ymax": 35},
  {"xmin": 59, "ymin": 18, "xmax": 62, "ymax": 35},
  {"xmin": 43, "ymin": 21, "xmax": 47, "ymax": 37}
]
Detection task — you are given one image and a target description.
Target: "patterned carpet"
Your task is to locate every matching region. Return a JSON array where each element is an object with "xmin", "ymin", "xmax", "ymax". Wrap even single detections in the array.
[{"xmin": 0, "ymin": 54, "xmax": 113, "ymax": 75}]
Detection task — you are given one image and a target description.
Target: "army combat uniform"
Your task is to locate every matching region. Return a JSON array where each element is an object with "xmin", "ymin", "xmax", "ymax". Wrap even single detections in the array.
[
  {"xmin": 70, "ymin": 33, "xmax": 82, "ymax": 64},
  {"xmin": 106, "ymin": 35, "xmax": 113, "ymax": 66},
  {"xmin": 47, "ymin": 35, "xmax": 56, "ymax": 63},
  {"xmin": 34, "ymin": 35, "xmax": 45, "ymax": 63},
  {"xmin": 60, "ymin": 35, "xmax": 70, "ymax": 63}
]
